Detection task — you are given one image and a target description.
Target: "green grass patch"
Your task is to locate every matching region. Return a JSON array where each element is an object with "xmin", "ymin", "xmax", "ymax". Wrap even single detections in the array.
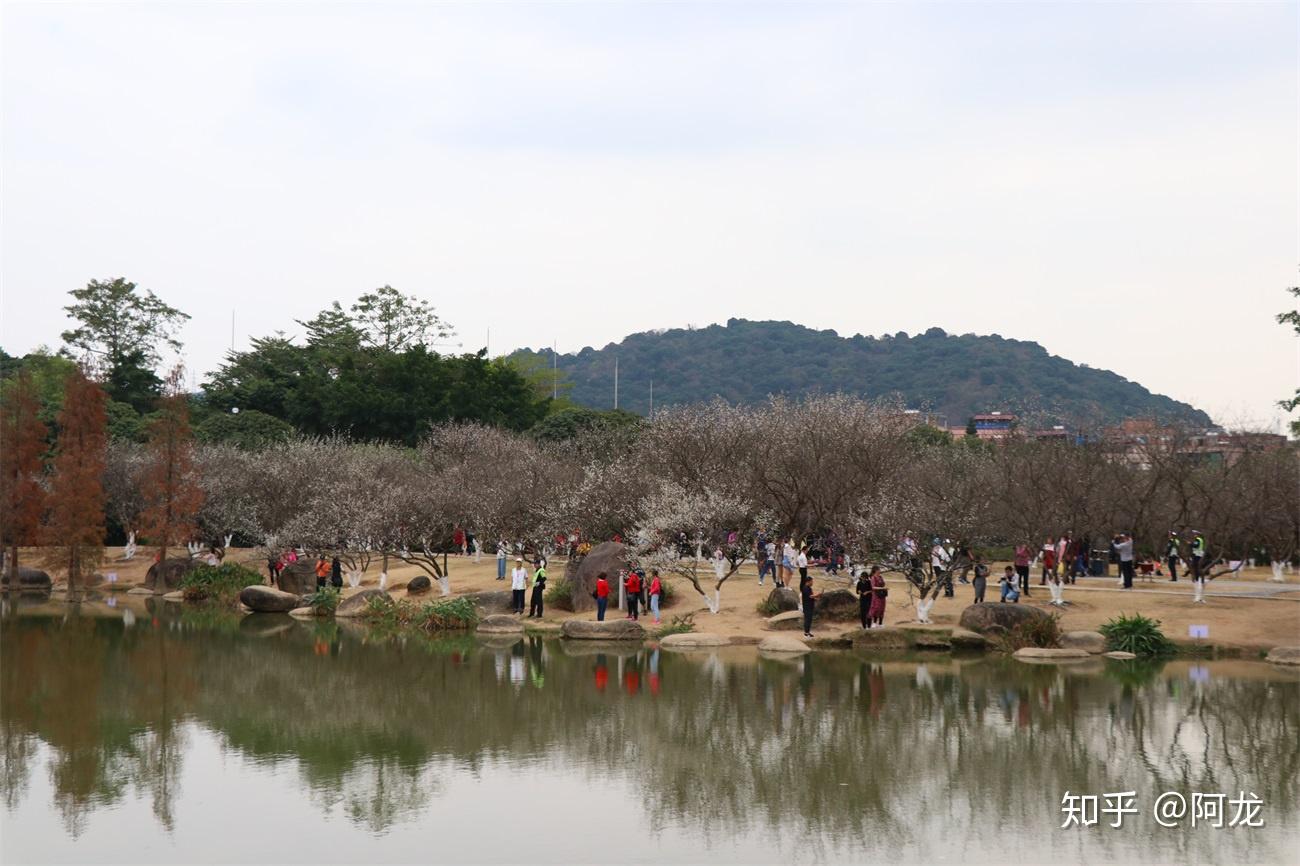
[
  {"xmin": 361, "ymin": 595, "xmax": 479, "ymax": 632},
  {"xmin": 180, "ymin": 562, "xmax": 264, "ymax": 604},
  {"xmin": 655, "ymin": 612, "xmax": 697, "ymax": 638},
  {"xmin": 993, "ymin": 610, "xmax": 1063, "ymax": 652},
  {"xmin": 1099, "ymin": 613, "xmax": 1177, "ymax": 657},
  {"xmin": 304, "ymin": 587, "xmax": 340, "ymax": 614}
]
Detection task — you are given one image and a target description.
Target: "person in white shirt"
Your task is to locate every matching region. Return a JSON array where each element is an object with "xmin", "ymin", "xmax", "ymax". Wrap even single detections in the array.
[
  {"xmin": 510, "ymin": 558, "xmax": 529, "ymax": 614},
  {"xmin": 712, "ymin": 548, "xmax": 727, "ymax": 582},
  {"xmin": 931, "ymin": 539, "xmax": 952, "ymax": 597},
  {"xmin": 796, "ymin": 546, "xmax": 810, "ymax": 582}
]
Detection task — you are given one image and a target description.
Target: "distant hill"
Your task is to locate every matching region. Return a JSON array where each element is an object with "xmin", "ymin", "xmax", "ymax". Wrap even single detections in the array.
[{"xmin": 512, "ymin": 319, "xmax": 1212, "ymax": 428}]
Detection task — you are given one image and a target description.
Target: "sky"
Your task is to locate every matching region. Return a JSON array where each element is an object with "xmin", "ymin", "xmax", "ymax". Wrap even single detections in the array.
[{"xmin": 2, "ymin": 1, "xmax": 1296, "ymax": 429}]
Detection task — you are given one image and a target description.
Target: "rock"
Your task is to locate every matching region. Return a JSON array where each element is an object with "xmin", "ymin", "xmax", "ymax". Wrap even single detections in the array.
[
  {"xmin": 336, "ymin": 588, "xmax": 390, "ymax": 618},
  {"xmin": 276, "ymin": 560, "xmax": 320, "ymax": 596},
  {"xmin": 238, "ymin": 585, "xmax": 301, "ymax": 613},
  {"xmin": 144, "ymin": 557, "xmax": 199, "ymax": 591},
  {"xmin": 1060, "ymin": 630, "xmax": 1107, "ymax": 654},
  {"xmin": 959, "ymin": 603, "xmax": 1053, "ymax": 635},
  {"xmin": 764, "ymin": 610, "xmax": 805, "ymax": 631},
  {"xmin": 1013, "ymin": 647, "xmax": 1092, "ymax": 662},
  {"xmin": 898, "ymin": 624, "xmax": 952, "ymax": 649},
  {"xmin": 809, "ymin": 635, "xmax": 853, "ymax": 650},
  {"xmin": 406, "ymin": 575, "xmax": 432, "ymax": 595},
  {"xmin": 0, "ymin": 566, "xmax": 52, "ymax": 590},
  {"xmin": 478, "ymin": 614, "xmax": 526, "ymax": 635},
  {"xmin": 462, "ymin": 590, "xmax": 515, "ymax": 614},
  {"xmin": 289, "ymin": 607, "xmax": 317, "ymax": 619},
  {"xmin": 815, "ymin": 588, "xmax": 860, "ymax": 621},
  {"xmin": 659, "ymin": 633, "xmax": 731, "ymax": 649},
  {"xmin": 847, "ymin": 627, "xmax": 911, "ymax": 650},
  {"xmin": 162, "ymin": 590, "xmax": 186, "ymax": 602},
  {"xmin": 524, "ymin": 621, "xmax": 563, "ymax": 635},
  {"xmin": 561, "ymin": 618, "xmax": 646, "ymax": 641},
  {"xmin": 758, "ymin": 635, "xmax": 811, "ymax": 654},
  {"xmin": 127, "ymin": 587, "xmax": 155, "ymax": 596},
  {"xmin": 565, "ymin": 542, "xmax": 632, "ymax": 612},
  {"xmin": 762, "ymin": 587, "xmax": 800, "ymax": 613},
  {"xmin": 1104, "ymin": 651, "xmax": 1138, "ymax": 660},
  {"xmin": 1265, "ymin": 646, "xmax": 1300, "ymax": 666},
  {"xmin": 950, "ymin": 627, "xmax": 989, "ymax": 651}
]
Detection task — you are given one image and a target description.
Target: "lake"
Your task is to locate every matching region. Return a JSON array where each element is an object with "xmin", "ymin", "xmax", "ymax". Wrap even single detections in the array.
[{"xmin": 2, "ymin": 597, "xmax": 1297, "ymax": 865}]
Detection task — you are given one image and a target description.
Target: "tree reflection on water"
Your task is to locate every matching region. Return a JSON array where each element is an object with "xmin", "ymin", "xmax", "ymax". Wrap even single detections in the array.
[{"xmin": 1, "ymin": 601, "xmax": 1296, "ymax": 863}]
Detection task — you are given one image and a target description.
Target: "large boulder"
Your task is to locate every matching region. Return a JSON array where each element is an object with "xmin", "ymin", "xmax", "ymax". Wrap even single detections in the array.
[
  {"xmin": 144, "ymin": 557, "xmax": 199, "ymax": 591},
  {"xmin": 561, "ymin": 618, "xmax": 646, "ymax": 641},
  {"xmin": 462, "ymin": 590, "xmax": 515, "ymax": 614},
  {"xmin": 1059, "ymin": 630, "xmax": 1107, "ymax": 654},
  {"xmin": 336, "ymin": 588, "xmax": 390, "ymax": 618},
  {"xmin": 764, "ymin": 611, "xmax": 805, "ymax": 631},
  {"xmin": 406, "ymin": 575, "xmax": 433, "ymax": 595},
  {"xmin": 566, "ymin": 542, "xmax": 632, "ymax": 612},
  {"xmin": 478, "ymin": 614, "xmax": 526, "ymax": 635},
  {"xmin": 1265, "ymin": 646, "xmax": 1300, "ymax": 666},
  {"xmin": 758, "ymin": 635, "xmax": 811, "ymax": 655},
  {"xmin": 276, "ymin": 560, "xmax": 320, "ymax": 596},
  {"xmin": 238, "ymin": 585, "xmax": 301, "ymax": 613},
  {"xmin": 0, "ymin": 566, "xmax": 52, "ymax": 590},
  {"xmin": 815, "ymin": 589, "xmax": 860, "ymax": 621},
  {"xmin": 847, "ymin": 627, "xmax": 911, "ymax": 650},
  {"xmin": 1013, "ymin": 647, "xmax": 1091, "ymax": 662},
  {"xmin": 950, "ymin": 627, "xmax": 989, "ymax": 651},
  {"xmin": 659, "ymin": 633, "xmax": 730, "ymax": 650},
  {"xmin": 897, "ymin": 624, "xmax": 952, "ymax": 649},
  {"xmin": 959, "ymin": 603, "xmax": 1053, "ymax": 635},
  {"xmin": 762, "ymin": 587, "xmax": 799, "ymax": 614}
]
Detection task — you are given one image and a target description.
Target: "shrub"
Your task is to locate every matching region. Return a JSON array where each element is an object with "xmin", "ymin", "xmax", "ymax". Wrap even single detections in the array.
[
  {"xmin": 993, "ymin": 610, "xmax": 1063, "ymax": 652},
  {"xmin": 360, "ymin": 595, "xmax": 478, "ymax": 632},
  {"xmin": 304, "ymin": 587, "xmax": 340, "ymax": 615},
  {"xmin": 180, "ymin": 562, "xmax": 264, "ymax": 603},
  {"xmin": 544, "ymin": 577, "xmax": 575, "ymax": 611},
  {"xmin": 655, "ymin": 612, "xmax": 697, "ymax": 638},
  {"xmin": 1099, "ymin": 613, "xmax": 1177, "ymax": 657}
]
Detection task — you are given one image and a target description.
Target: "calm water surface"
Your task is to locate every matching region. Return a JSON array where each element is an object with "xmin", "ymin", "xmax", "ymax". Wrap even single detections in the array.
[{"xmin": 2, "ymin": 596, "xmax": 1297, "ymax": 865}]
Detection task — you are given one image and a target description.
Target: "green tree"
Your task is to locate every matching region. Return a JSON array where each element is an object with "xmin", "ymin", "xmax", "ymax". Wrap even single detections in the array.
[
  {"xmin": 61, "ymin": 278, "xmax": 189, "ymax": 411},
  {"xmin": 351, "ymin": 286, "xmax": 453, "ymax": 351},
  {"xmin": 194, "ymin": 409, "xmax": 294, "ymax": 449}
]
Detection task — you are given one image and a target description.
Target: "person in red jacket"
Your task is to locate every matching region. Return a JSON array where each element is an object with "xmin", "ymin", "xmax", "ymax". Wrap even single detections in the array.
[
  {"xmin": 594, "ymin": 572, "xmax": 610, "ymax": 621},
  {"xmin": 625, "ymin": 570, "xmax": 642, "ymax": 620}
]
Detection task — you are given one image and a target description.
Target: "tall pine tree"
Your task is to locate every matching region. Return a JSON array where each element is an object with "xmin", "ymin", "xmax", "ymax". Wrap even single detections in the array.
[
  {"xmin": 0, "ymin": 370, "xmax": 49, "ymax": 577},
  {"xmin": 139, "ymin": 367, "xmax": 203, "ymax": 572},
  {"xmin": 44, "ymin": 368, "xmax": 107, "ymax": 593}
]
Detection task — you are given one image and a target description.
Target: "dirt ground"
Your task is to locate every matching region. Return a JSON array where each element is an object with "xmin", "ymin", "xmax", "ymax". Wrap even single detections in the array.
[{"xmin": 19, "ymin": 547, "xmax": 1300, "ymax": 652}]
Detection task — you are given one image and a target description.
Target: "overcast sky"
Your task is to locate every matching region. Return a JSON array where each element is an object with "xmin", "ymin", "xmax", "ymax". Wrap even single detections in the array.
[{"xmin": 2, "ymin": 2, "xmax": 1296, "ymax": 428}]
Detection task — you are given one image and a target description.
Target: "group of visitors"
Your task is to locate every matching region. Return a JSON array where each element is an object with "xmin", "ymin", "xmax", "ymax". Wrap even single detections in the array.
[
  {"xmin": 590, "ymin": 569, "xmax": 665, "ymax": 624},
  {"xmin": 509, "ymin": 557, "xmax": 549, "ymax": 617},
  {"xmin": 854, "ymin": 567, "xmax": 888, "ymax": 629},
  {"xmin": 754, "ymin": 533, "xmax": 811, "ymax": 588}
]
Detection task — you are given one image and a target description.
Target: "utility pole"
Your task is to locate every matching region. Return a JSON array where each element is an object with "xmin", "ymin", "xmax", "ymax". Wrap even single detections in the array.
[{"xmin": 614, "ymin": 357, "xmax": 619, "ymax": 410}]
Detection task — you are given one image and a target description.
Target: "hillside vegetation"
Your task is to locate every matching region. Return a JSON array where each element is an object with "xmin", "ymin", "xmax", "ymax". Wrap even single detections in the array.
[{"xmin": 513, "ymin": 319, "xmax": 1210, "ymax": 427}]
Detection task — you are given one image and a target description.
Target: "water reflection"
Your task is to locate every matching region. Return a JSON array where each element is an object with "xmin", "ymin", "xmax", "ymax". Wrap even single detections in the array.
[{"xmin": 1, "ymin": 604, "xmax": 1297, "ymax": 864}]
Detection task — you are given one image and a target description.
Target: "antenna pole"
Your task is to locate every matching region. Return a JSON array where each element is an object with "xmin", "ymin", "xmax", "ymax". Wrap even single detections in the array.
[{"xmin": 614, "ymin": 357, "xmax": 619, "ymax": 409}]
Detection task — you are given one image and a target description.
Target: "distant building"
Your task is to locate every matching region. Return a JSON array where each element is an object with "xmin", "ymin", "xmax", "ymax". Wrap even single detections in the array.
[{"xmin": 968, "ymin": 412, "xmax": 1017, "ymax": 440}]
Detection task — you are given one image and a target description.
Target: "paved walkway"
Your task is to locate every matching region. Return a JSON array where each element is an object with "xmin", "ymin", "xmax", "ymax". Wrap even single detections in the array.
[{"xmin": 1032, "ymin": 578, "xmax": 1300, "ymax": 601}]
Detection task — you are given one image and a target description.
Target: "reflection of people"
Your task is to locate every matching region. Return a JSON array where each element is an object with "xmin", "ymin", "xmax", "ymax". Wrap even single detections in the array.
[
  {"xmin": 594, "ymin": 572, "xmax": 610, "ymax": 621},
  {"xmin": 594, "ymin": 660, "xmax": 608, "ymax": 691}
]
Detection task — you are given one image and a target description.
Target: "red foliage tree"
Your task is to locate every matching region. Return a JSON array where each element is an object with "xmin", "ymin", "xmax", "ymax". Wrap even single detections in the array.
[
  {"xmin": 139, "ymin": 367, "xmax": 203, "ymax": 568},
  {"xmin": 0, "ymin": 370, "xmax": 49, "ymax": 576},
  {"xmin": 43, "ymin": 368, "xmax": 108, "ymax": 592}
]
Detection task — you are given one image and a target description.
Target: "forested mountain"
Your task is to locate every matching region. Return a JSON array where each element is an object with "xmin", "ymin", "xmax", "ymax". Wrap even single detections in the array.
[{"xmin": 513, "ymin": 319, "xmax": 1212, "ymax": 427}]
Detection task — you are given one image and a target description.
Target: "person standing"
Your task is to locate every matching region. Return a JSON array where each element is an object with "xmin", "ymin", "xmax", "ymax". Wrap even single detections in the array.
[
  {"xmin": 528, "ymin": 561, "xmax": 547, "ymax": 618},
  {"xmin": 1165, "ymin": 532, "xmax": 1180, "ymax": 582},
  {"xmin": 625, "ymin": 569, "xmax": 642, "ymax": 620},
  {"xmin": 330, "ymin": 555, "xmax": 343, "ymax": 589},
  {"xmin": 972, "ymin": 556, "xmax": 989, "ymax": 604},
  {"xmin": 800, "ymin": 573, "xmax": 817, "ymax": 638},
  {"xmin": 594, "ymin": 572, "xmax": 610, "ymax": 621},
  {"xmin": 266, "ymin": 554, "xmax": 280, "ymax": 587},
  {"xmin": 781, "ymin": 539, "xmax": 796, "ymax": 588},
  {"xmin": 932, "ymin": 538, "xmax": 952, "ymax": 597},
  {"xmin": 796, "ymin": 545, "xmax": 809, "ymax": 584},
  {"xmin": 1040, "ymin": 537, "xmax": 1056, "ymax": 586},
  {"xmin": 497, "ymin": 542, "xmax": 508, "ymax": 580},
  {"xmin": 1115, "ymin": 534, "xmax": 1135, "ymax": 589},
  {"xmin": 315, "ymin": 555, "xmax": 329, "ymax": 590},
  {"xmin": 765, "ymin": 538, "xmax": 778, "ymax": 585},
  {"xmin": 1190, "ymin": 531, "xmax": 1206, "ymax": 582},
  {"xmin": 453, "ymin": 527, "xmax": 466, "ymax": 556},
  {"xmin": 1014, "ymin": 543, "xmax": 1032, "ymax": 597},
  {"xmin": 1057, "ymin": 534, "xmax": 1072, "ymax": 584},
  {"xmin": 868, "ymin": 567, "xmax": 887, "ymax": 625},
  {"xmin": 648, "ymin": 570, "xmax": 663, "ymax": 624},
  {"xmin": 713, "ymin": 548, "xmax": 728, "ymax": 586},
  {"xmin": 510, "ymin": 558, "xmax": 529, "ymax": 614},
  {"xmin": 856, "ymin": 568, "xmax": 873, "ymax": 628}
]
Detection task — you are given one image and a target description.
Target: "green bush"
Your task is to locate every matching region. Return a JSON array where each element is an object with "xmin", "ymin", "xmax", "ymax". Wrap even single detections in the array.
[
  {"xmin": 180, "ymin": 562, "xmax": 264, "ymax": 603},
  {"xmin": 304, "ymin": 587, "xmax": 340, "ymax": 614},
  {"xmin": 544, "ymin": 577, "xmax": 575, "ymax": 611},
  {"xmin": 1099, "ymin": 613, "xmax": 1177, "ymax": 657},
  {"xmin": 655, "ymin": 612, "xmax": 697, "ymax": 638},
  {"xmin": 994, "ymin": 611, "xmax": 1063, "ymax": 652},
  {"xmin": 360, "ymin": 595, "xmax": 478, "ymax": 632}
]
